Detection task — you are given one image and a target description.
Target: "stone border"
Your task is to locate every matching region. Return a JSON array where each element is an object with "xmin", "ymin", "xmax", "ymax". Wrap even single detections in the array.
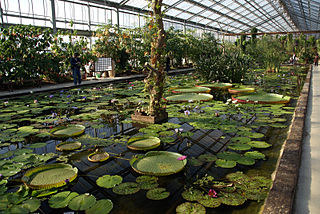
[{"xmin": 262, "ymin": 67, "xmax": 312, "ymax": 214}]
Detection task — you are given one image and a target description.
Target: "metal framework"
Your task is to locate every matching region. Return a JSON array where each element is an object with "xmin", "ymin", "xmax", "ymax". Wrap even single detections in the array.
[{"xmin": 0, "ymin": 0, "xmax": 319, "ymax": 37}]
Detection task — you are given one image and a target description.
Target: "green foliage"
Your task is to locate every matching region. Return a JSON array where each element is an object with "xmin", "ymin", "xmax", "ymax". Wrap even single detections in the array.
[
  {"xmin": 96, "ymin": 175, "xmax": 123, "ymax": 189},
  {"xmin": 68, "ymin": 194, "xmax": 96, "ymax": 211},
  {"xmin": 146, "ymin": 188, "xmax": 170, "ymax": 200},
  {"xmin": 49, "ymin": 191, "xmax": 79, "ymax": 209},
  {"xmin": 85, "ymin": 199, "xmax": 113, "ymax": 214}
]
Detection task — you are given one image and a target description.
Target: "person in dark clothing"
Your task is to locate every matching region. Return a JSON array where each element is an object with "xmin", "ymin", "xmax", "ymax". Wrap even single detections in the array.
[
  {"xmin": 314, "ymin": 53, "xmax": 319, "ymax": 66},
  {"xmin": 166, "ymin": 56, "xmax": 170, "ymax": 73},
  {"xmin": 70, "ymin": 53, "xmax": 82, "ymax": 85}
]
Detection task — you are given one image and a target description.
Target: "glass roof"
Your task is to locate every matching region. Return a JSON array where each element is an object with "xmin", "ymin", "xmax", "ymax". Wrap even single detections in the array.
[{"xmin": 85, "ymin": 0, "xmax": 306, "ymax": 33}]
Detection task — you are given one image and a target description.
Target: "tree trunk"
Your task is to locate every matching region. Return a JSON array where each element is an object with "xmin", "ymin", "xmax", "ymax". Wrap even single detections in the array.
[{"xmin": 144, "ymin": 0, "xmax": 166, "ymax": 116}]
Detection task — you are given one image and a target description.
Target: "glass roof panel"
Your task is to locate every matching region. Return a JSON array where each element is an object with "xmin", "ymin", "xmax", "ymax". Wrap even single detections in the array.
[
  {"xmin": 190, "ymin": 16, "xmax": 203, "ymax": 22},
  {"xmin": 126, "ymin": 0, "xmax": 148, "ymax": 8},
  {"xmin": 199, "ymin": 19, "xmax": 212, "ymax": 25},
  {"xmin": 175, "ymin": 2, "xmax": 193, "ymax": 10},
  {"xmin": 176, "ymin": 12, "xmax": 193, "ymax": 19},
  {"xmin": 162, "ymin": 0, "xmax": 180, "ymax": 6},
  {"xmin": 187, "ymin": 5, "xmax": 204, "ymax": 14},
  {"xmin": 166, "ymin": 8, "xmax": 181, "ymax": 16},
  {"xmin": 199, "ymin": 0, "xmax": 214, "ymax": 7}
]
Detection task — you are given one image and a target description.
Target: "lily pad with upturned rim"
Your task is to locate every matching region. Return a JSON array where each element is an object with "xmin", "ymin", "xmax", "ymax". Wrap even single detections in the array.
[
  {"xmin": 171, "ymin": 86, "xmax": 211, "ymax": 94},
  {"xmin": 232, "ymin": 93, "xmax": 290, "ymax": 104},
  {"xmin": 21, "ymin": 163, "xmax": 78, "ymax": 189},
  {"xmin": 49, "ymin": 124, "xmax": 85, "ymax": 138},
  {"xmin": 127, "ymin": 136, "xmax": 161, "ymax": 151},
  {"xmin": 165, "ymin": 93, "xmax": 213, "ymax": 103},
  {"xmin": 56, "ymin": 141, "xmax": 82, "ymax": 151},
  {"xmin": 228, "ymin": 87, "xmax": 255, "ymax": 94},
  {"xmin": 197, "ymin": 82, "xmax": 232, "ymax": 89},
  {"xmin": 88, "ymin": 152, "xmax": 110, "ymax": 162},
  {"xmin": 130, "ymin": 151, "xmax": 187, "ymax": 176}
]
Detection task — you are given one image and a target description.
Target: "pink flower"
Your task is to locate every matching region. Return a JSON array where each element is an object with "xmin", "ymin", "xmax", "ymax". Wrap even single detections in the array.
[
  {"xmin": 34, "ymin": 100, "xmax": 38, "ymax": 104},
  {"xmin": 177, "ymin": 155, "xmax": 187, "ymax": 161},
  {"xmin": 208, "ymin": 189, "xmax": 217, "ymax": 198}
]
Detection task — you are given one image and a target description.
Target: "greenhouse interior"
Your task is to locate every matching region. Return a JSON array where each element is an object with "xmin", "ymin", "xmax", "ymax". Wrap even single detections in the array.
[{"xmin": 0, "ymin": 0, "xmax": 320, "ymax": 213}]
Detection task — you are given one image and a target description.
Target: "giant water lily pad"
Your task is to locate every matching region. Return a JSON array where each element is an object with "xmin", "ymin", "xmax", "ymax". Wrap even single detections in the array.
[
  {"xmin": 248, "ymin": 141, "xmax": 272, "ymax": 149},
  {"xmin": 85, "ymin": 199, "xmax": 113, "ymax": 214},
  {"xmin": 112, "ymin": 182, "xmax": 140, "ymax": 195},
  {"xmin": 22, "ymin": 163, "xmax": 78, "ymax": 189},
  {"xmin": 127, "ymin": 136, "xmax": 161, "ymax": 151},
  {"xmin": 236, "ymin": 156, "xmax": 255, "ymax": 166},
  {"xmin": 49, "ymin": 125, "xmax": 85, "ymax": 138},
  {"xmin": 232, "ymin": 93, "xmax": 290, "ymax": 104},
  {"xmin": 56, "ymin": 141, "xmax": 81, "ymax": 151},
  {"xmin": 88, "ymin": 152, "xmax": 110, "ymax": 162},
  {"xmin": 68, "ymin": 194, "xmax": 96, "ymax": 211},
  {"xmin": 176, "ymin": 202, "xmax": 206, "ymax": 214},
  {"xmin": 228, "ymin": 86, "xmax": 255, "ymax": 94},
  {"xmin": 228, "ymin": 144, "xmax": 251, "ymax": 151},
  {"xmin": 130, "ymin": 151, "xmax": 187, "ymax": 176},
  {"xmin": 165, "ymin": 93, "xmax": 213, "ymax": 102},
  {"xmin": 49, "ymin": 191, "xmax": 79, "ymax": 209},
  {"xmin": 171, "ymin": 87, "xmax": 211, "ymax": 93},
  {"xmin": 198, "ymin": 82, "xmax": 232, "ymax": 89},
  {"xmin": 146, "ymin": 188, "xmax": 170, "ymax": 200},
  {"xmin": 96, "ymin": 175, "xmax": 123, "ymax": 189}
]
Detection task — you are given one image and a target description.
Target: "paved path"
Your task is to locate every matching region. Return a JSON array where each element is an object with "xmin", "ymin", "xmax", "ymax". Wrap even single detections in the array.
[
  {"xmin": 294, "ymin": 65, "xmax": 320, "ymax": 214},
  {"xmin": 0, "ymin": 68, "xmax": 193, "ymax": 99}
]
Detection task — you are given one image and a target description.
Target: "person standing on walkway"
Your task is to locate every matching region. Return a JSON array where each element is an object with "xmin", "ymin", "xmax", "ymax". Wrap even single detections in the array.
[
  {"xmin": 70, "ymin": 52, "xmax": 82, "ymax": 85},
  {"xmin": 314, "ymin": 53, "xmax": 319, "ymax": 66}
]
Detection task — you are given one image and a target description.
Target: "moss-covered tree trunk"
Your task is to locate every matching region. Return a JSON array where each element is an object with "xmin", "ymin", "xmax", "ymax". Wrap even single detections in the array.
[{"xmin": 144, "ymin": 0, "xmax": 166, "ymax": 116}]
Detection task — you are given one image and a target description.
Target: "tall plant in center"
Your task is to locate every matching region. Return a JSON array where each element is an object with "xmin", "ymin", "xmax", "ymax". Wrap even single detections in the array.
[{"xmin": 144, "ymin": 0, "xmax": 166, "ymax": 116}]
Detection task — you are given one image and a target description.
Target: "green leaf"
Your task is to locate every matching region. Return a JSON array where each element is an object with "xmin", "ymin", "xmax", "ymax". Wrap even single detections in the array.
[
  {"xmin": 85, "ymin": 199, "xmax": 113, "ymax": 214},
  {"xmin": 176, "ymin": 202, "xmax": 206, "ymax": 214},
  {"xmin": 49, "ymin": 191, "xmax": 79, "ymax": 209},
  {"xmin": 96, "ymin": 175, "xmax": 123, "ymax": 189},
  {"xmin": 248, "ymin": 141, "xmax": 271, "ymax": 149},
  {"xmin": 220, "ymin": 192, "xmax": 246, "ymax": 206},
  {"xmin": 112, "ymin": 182, "xmax": 140, "ymax": 195},
  {"xmin": 27, "ymin": 143, "xmax": 47, "ymax": 148},
  {"xmin": 215, "ymin": 159, "xmax": 237, "ymax": 168},
  {"xmin": 236, "ymin": 156, "xmax": 255, "ymax": 166},
  {"xmin": 244, "ymin": 151, "xmax": 266, "ymax": 160},
  {"xmin": 197, "ymin": 154, "xmax": 217, "ymax": 162},
  {"xmin": 21, "ymin": 198, "xmax": 41, "ymax": 212},
  {"xmin": 198, "ymin": 195, "xmax": 221, "ymax": 208},
  {"xmin": 227, "ymin": 143, "xmax": 251, "ymax": 151},
  {"xmin": 68, "ymin": 194, "xmax": 96, "ymax": 211},
  {"xmin": 181, "ymin": 189, "xmax": 204, "ymax": 202},
  {"xmin": 146, "ymin": 188, "xmax": 170, "ymax": 200}
]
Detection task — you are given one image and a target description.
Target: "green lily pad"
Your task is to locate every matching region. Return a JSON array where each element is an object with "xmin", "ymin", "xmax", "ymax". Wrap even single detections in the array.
[
  {"xmin": 199, "ymin": 82, "xmax": 232, "ymax": 89},
  {"xmin": 228, "ymin": 144, "xmax": 251, "ymax": 151},
  {"xmin": 197, "ymin": 154, "xmax": 217, "ymax": 162},
  {"xmin": 56, "ymin": 141, "xmax": 81, "ymax": 151},
  {"xmin": 21, "ymin": 198, "xmax": 41, "ymax": 212},
  {"xmin": 215, "ymin": 159, "xmax": 237, "ymax": 168},
  {"xmin": 198, "ymin": 195, "xmax": 221, "ymax": 208},
  {"xmin": 68, "ymin": 194, "xmax": 96, "ymax": 211},
  {"xmin": 176, "ymin": 202, "xmax": 206, "ymax": 214},
  {"xmin": 171, "ymin": 87, "xmax": 211, "ymax": 93},
  {"xmin": 130, "ymin": 151, "xmax": 187, "ymax": 176},
  {"xmin": 96, "ymin": 175, "xmax": 123, "ymax": 189},
  {"xmin": 49, "ymin": 191, "xmax": 79, "ymax": 209},
  {"xmin": 165, "ymin": 93, "xmax": 213, "ymax": 102},
  {"xmin": 88, "ymin": 152, "xmax": 110, "ymax": 162},
  {"xmin": 189, "ymin": 157, "xmax": 203, "ymax": 166},
  {"xmin": 244, "ymin": 151, "xmax": 266, "ymax": 160},
  {"xmin": 181, "ymin": 189, "xmax": 204, "ymax": 202},
  {"xmin": 112, "ymin": 182, "xmax": 140, "ymax": 195},
  {"xmin": 27, "ymin": 143, "xmax": 47, "ymax": 148},
  {"xmin": 236, "ymin": 156, "xmax": 256, "ymax": 166},
  {"xmin": 217, "ymin": 152, "xmax": 241, "ymax": 161},
  {"xmin": 228, "ymin": 86, "xmax": 255, "ymax": 94},
  {"xmin": 220, "ymin": 192, "xmax": 246, "ymax": 206},
  {"xmin": 233, "ymin": 93, "xmax": 290, "ymax": 104},
  {"xmin": 226, "ymin": 172, "xmax": 250, "ymax": 183},
  {"xmin": 248, "ymin": 141, "xmax": 271, "ymax": 149},
  {"xmin": 127, "ymin": 136, "xmax": 161, "ymax": 151},
  {"xmin": 146, "ymin": 188, "xmax": 170, "ymax": 200},
  {"xmin": 49, "ymin": 125, "xmax": 85, "ymax": 138},
  {"xmin": 22, "ymin": 163, "xmax": 78, "ymax": 189},
  {"xmin": 231, "ymin": 137, "xmax": 251, "ymax": 143},
  {"xmin": 136, "ymin": 176, "xmax": 159, "ymax": 190},
  {"xmin": 85, "ymin": 199, "xmax": 113, "ymax": 214}
]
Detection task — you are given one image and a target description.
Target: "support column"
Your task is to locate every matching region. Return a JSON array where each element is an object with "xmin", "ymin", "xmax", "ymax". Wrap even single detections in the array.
[
  {"xmin": 50, "ymin": 0, "xmax": 57, "ymax": 34},
  {"xmin": 87, "ymin": 3, "xmax": 91, "ymax": 31},
  {"xmin": 116, "ymin": 7, "xmax": 120, "ymax": 30},
  {"xmin": 0, "ymin": 1, "xmax": 4, "ymax": 27}
]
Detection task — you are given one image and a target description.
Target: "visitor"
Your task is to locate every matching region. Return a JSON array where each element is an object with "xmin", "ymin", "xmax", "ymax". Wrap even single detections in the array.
[
  {"xmin": 166, "ymin": 56, "xmax": 170, "ymax": 73},
  {"xmin": 292, "ymin": 53, "xmax": 296, "ymax": 64},
  {"xmin": 70, "ymin": 52, "xmax": 82, "ymax": 86},
  {"xmin": 314, "ymin": 53, "xmax": 319, "ymax": 66}
]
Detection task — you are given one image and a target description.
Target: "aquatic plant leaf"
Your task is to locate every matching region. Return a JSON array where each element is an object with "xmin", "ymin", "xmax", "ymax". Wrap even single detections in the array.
[
  {"xmin": 127, "ymin": 136, "xmax": 161, "ymax": 151},
  {"xmin": 146, "ymin": 188, "xmax": 170, "ymax": 200},
  {"xmin": 228, "ymin": 144, "xmax": 251, "ymax": 151},
  {"xmin": 171, "ymin": 87, "xmax": 211, "ymax": 93},
  {"xmin": 226, "ymin": 172, "xmax": 250, "ymax": 183},
  {"xmin": 88, "ymin": 152, "xmax": 109, "ymax": 162},
  {"xmin": 236, "ymin": 156, "xmax": 256, "ymax": 166},
  {"xmin": 130, "ymin": 151, "xmax": 187, "ymax": 176},
  {"xmin": 27, "ymin": 143, "xmax": 47, "ymax": 148},
  {"xmin": 85, "ymin": 199, "xmax": 113, "ymax": 214},
  {"xmin": 165, "ymin": 93, "xmax": 213, "ymax": 102},
  {"xmin": 189, "ymin": 157, "xmax": 203, "ymax": 166},
  {"xmin": 197, "ymin": 154, "xmax": 217, "ymax": 162},
  {"xmin": 244, "ymin": 151, "xmax": 266, "ymax": 160},
  {"xmin": 21, "ymin": 198, "xmax": 41, "ymax": 212},
  {"xmin": 217, "ymin": 152, "xmax": 241, "ymax": 161},
  {"xmin": 68, "ymin": 194, "xmax": 96, "ymax": 211},
  {"xmin": 198, "ymin": 195, "xmax": 221, "ymax": 208},
  {"xmin": 238, "ymin": 131, "xmax": 264, "ymax": 139},
  {"xmin": 248, "ymin": 141, "xmax": 271, "ymax": 149},
  {"xmin": 49, "ymin": 125, "xmax": 85, "ymax": 138},
  {"xmin": 215, "ymin": 159, "xmax": 237, "ymax": 168},
  {"xmin": 231, "ymin": 137, "xmax": 251, "ymax": 144},
  {"xmin": 160, "ymin": 137, "xmax": 175, "ymax": 144},
  {"xmin": 22, "ymin": 163, "xmax": 78, "ymax": 189},
  {"xmin": 96, "ymin": 175, "xmax": 123, "ymax": 189},
  {"xmin": 199, "ymin": 82, "xmax": 232, "ymax": 89},
  {"xmin": 31, "ymin": 189, "xmax": 58, "ymax": 198},
  {"xmin": 233, "ymin": 93, "xmax": 290, "ymax": 104},
  {"xmin": 220, "ymin": 192, "xmax": 246, "ymax": 206},
  {"xmin": 49, "ymin": 191, "xmax": 79, "ymax": 209},
  {"xmin": 56, "ymin": 141, "xmax": 81, "ymax": 151},
  {"xmin": 112, "ymin": 182, "xmax": 140, "ymax": 195},
  {"xmin": 270, "ymin": 123, "xmax": 288, "ymax": 128},
  {"xmin": 136, "ymin": 176, "xmax": 159, "ymax": 190},
  {"xmin": 176, "ymin": 202, "xmax": 206, "ymax": 214}
]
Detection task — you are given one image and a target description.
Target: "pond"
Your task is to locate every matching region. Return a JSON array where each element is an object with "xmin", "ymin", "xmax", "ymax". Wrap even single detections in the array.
[{"xmin": 0, "ymin": 66, "xmax": 307, "ymax": 214}]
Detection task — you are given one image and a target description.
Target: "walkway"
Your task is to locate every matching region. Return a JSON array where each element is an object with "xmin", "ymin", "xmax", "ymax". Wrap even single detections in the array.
[
  {"xmin": 294, "ymin": 65, "xmax": 320, "ymax": 214},
  {"xmin": 0, "ymin": 68, "xmax": 193, "ymax": 99}
]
